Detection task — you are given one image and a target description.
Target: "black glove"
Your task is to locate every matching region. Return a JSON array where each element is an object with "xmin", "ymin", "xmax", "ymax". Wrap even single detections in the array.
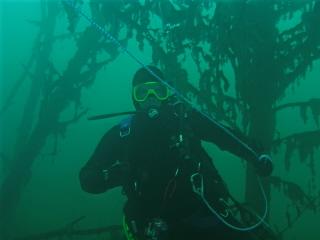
[
  {"xmin": 254, "ymin": 154, "xmax": 273, "ymax": 177},
  {"xmin": 102, "ymin": 161, "xmax": 131, "ymax": 187}
]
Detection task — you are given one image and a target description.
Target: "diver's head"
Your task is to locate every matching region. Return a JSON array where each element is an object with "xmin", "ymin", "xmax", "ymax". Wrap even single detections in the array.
[{"xmin": 132, "ymin": 66, "xmax": 171, "ymax": 118}]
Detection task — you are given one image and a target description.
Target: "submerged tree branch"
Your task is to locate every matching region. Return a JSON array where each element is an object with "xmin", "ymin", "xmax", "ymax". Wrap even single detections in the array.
[
  {"xmin": 273, "ymin": 129, "xmax": 320, "ymax": 145},
  {"xmin": 0, "ymin": 53, "xmax": 36, "ymax": 115},
  {"xmin": 273, "ymin": 98, "xmax": 320, "ymax": 127},
  {"xmin": 273, "ymin": 101, "xmax": 311, "ymax": 112},
  {"xmin": 15, "ymin": 225, "xmax": 123, "ymax": 240},
  {"xmin": 14, "ymin": 216, "xmax": 123, "ymax": 240}
]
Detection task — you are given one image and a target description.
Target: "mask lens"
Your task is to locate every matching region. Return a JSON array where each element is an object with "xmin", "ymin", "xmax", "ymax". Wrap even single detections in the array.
[
  {"xmin": 153, "ymin": 83, "xmax": 169, "ymax": 100},
  {"xmin": 134, "ymin": 84, "xmax": 149, "ymax": 101}
]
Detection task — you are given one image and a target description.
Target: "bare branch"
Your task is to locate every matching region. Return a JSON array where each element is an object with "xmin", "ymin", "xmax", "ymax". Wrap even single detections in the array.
[
  {"xmin": 15, "ymin": 225, "xmax": 122, "ymax": 240},
  {"xmin": 0, "ymin": 55, "xmax": 36, "ymax": 115},
  {"xmin": 272, "ymin": 129, "xmax": 320, "ymax": 175},
  {"xmin": 273, "ymin": 98, "xmax": 320, "ymax": 112},
  {"xmin": 273, "ymin": 98, "xmax": 320, "ymax": 127}
]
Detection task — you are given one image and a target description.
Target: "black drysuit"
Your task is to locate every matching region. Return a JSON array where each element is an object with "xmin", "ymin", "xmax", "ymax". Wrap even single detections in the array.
[{"xmin": 80, "ymin": 104, "xmax": 257, "ymax": 240}]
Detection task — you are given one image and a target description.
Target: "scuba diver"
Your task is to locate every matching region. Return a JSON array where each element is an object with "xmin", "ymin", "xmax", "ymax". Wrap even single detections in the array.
[{"xmin": 79, "ymin": 66, "xmax": 273, "ymax": 240}]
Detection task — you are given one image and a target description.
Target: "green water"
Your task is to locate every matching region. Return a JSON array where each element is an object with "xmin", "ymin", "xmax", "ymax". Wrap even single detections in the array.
[{"xmin": 0, "ymin": 1, "xmax": 319, "ymax": 240}]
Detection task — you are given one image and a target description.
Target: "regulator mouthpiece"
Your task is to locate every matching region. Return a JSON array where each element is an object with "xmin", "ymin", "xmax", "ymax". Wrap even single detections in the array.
[{"xmin": 148, "ymin": 108, "xmax": 159, "ymax": 119}]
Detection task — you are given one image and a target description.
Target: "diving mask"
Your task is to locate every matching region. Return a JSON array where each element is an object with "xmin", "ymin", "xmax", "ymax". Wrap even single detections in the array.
[{"xmin": 133, "ymin": 81, "xmax": 170, "ymax": 102}]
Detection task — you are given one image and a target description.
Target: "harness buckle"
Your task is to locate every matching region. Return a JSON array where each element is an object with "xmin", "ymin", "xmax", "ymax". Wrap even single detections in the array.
[{"xmin": 190, "ymin": 172, "xmax": 204, "ymax": 196}]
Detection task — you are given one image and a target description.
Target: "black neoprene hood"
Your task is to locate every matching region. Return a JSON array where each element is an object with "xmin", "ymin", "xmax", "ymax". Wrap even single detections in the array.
[{"xmin": 132, "ymin": 65, "xmax": 164, "ymax": 87}]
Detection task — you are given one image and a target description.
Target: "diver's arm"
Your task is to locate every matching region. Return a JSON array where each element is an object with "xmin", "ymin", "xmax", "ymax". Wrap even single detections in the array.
[
  {"xmin": 190, "ymin": 110, "xmax": 273, "ymax": 176},
  {"xmin": 79, "ymin": 126, "xmax": 125, "ymax": 194}
]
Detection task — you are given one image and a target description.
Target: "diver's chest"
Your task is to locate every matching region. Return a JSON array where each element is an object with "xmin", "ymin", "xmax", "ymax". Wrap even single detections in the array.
[{"xmin": 129, "ymin": 135, "xmax": 174, "ymax": 171}]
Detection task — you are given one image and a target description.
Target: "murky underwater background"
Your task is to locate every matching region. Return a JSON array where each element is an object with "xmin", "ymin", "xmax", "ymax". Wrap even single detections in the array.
[{"xmin": 0, "ymin": 1, "xmax": 320, "ymax": 240}]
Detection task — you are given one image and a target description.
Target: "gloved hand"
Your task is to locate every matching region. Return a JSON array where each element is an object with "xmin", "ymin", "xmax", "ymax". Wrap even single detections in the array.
[
  {"xmin": 254, "ymin": 154, "xmax": 273, "ymax": 177},
  {"xmin": 102, "ymin": 161, "xmax": 131, "ymax": 187}
]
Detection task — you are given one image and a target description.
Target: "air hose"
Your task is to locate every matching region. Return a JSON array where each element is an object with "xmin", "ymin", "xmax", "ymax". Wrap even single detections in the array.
[{"xmin": 190, "ymin": 172, "xmax": 269, "ymax": 231}]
